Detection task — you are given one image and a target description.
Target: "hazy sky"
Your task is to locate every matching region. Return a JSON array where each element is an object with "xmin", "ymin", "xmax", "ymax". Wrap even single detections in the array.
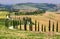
[{"xmin": 0, "ymin": 0, "xmax": 60, "ymax": 4}]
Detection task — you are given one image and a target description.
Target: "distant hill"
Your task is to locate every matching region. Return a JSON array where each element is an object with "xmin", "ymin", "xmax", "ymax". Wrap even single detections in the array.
[
  {"xmin": 0, "ymin": 3, "xmax": 60, "ymax": 12},
  {"xmin": 12, "ymin": 3, "xmax": 57, "ymax": 12},
  {"xmin": 56, "ymin": 4, "xmax": 60, "ymax": 10},
  {"xmin": 12, "ymin": 5, "xmax": 38, "ymax": 10}
]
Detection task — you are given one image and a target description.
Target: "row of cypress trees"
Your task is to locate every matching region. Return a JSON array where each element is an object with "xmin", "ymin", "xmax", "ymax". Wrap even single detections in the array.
[
  {"xmin": 5, "ymin": 18, "xmax": 58, "ymax": 32},
  {"xmin": 49, "ymin": 20, "xmax": 58, "ymax": 32},
  {"xmin": 5, "ymin": 18, "xmax": 20, "ymax": 29}
]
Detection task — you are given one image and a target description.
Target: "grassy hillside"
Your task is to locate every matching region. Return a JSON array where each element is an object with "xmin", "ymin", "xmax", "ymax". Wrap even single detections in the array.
[
  {"xmin": 0, "ymin": 11, "xmax": 15, "ymax": 19},
  {"xmin": 0, "ymin": 11, "xmax": 8, "ymax": 19}
]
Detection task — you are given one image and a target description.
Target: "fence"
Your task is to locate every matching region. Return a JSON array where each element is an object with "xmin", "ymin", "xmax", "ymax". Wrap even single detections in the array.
[{"xmin": 5, "ymin": 17, "xmax": 59, "ymax": 32}]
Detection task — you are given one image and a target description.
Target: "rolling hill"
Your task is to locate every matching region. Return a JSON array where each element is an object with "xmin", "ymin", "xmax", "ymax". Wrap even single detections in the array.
[
  {"xmin": 0, "ymin": 3, "xmax": 59, "ymax": 12},
  {"xmin": 12, "ymin": 3, "xmax": 57, "ymax": 12}
]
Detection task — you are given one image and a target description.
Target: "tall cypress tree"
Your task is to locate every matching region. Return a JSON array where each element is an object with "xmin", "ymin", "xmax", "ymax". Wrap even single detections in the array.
[
  {"xmin": 44, "ymin": 25, "xmax": 46, "ymax": 32},
  {"xmin": 38, "ymin": 22, "xmax": 39, "ymax": 31},
  {"xmin": 16, "ymin": 20, "xmax": 19, "ymax": 29},
  {"xmin": 19, "ymin": 20, "xmax": 21, "ymax": 30},
  {"xmin": 29, "ymin": 22, "xmax": 32, "ymax": 31},
  {"xmin": 52, "ymin": 22, "xmax": 54, "ymax": 32},
  {"xmin": 10, "ymin": 20, "xmax": 13, "ymax": 26},
  {"xmin": 35, "ymin": 20, "xmax": 37, "ymax": 31},
  {"xmin": 13, "ymin": 20, "xmax": 15, "ymax": 28},
  {"xmin": 29, "ymin": 18, "xmax": 32, "ymax": 31},
  {"xmin": 56, "ymin": 21, "xmax": 58, "ymax": 32},
  {"xmin": 49, "ymin": 20, "xmax": 51, "ymax": 32},
  {"xmin": 23, "ymin": 17, "xmax": 27, "ymax": 30},
  {"xmin": 5, "ymin": 19, "xmax": 9, "ymax": 28},
  {"xmin": 41, "ymin": 24, "xmax": 43, "ymax": 32}
]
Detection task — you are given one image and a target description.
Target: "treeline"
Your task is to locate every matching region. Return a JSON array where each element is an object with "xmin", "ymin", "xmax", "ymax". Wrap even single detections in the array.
[{"xmin": 15, "ymin": 10, "xmax": 45, "ymax": 15}]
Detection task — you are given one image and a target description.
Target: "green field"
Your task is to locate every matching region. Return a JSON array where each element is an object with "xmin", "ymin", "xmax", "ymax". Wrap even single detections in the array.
[{"xmin": 0, "ymin": 11, "xmax": 15, "ymax": 19}]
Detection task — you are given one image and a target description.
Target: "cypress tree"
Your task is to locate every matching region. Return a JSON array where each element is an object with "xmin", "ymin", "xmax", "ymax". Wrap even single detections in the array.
[
  {"xmin": 23, "ymin": 17, "xmax": 27, "ymax": 30},
  {"xmin": 38, "ymin": 22, "xmax": 39, "ymax": 31},
  {"xmin": 13, "ymin": 20, "xmax": 17, "ymax": 28},
  {"xmin": 5, "ymin": 19, "xmax": 9, "ymax": 28},
  {"xmin": 35, "ymin": 20, "xmax": 37, "ymax": 31},
  {"xmin": 16, "ymin": 20, "xmax": 19, "ymax": 29},
  {"xmin": 49, "ymin": 20, "xmax": 51, "ymax": 32},
  {"xmin": 16, "ymin": 20, "xmax": 18, "ymax": 28},
  {"xmin": 52, "ymin": 22, "xmax": 54, "ymax": 32},
  {"xmin": 29, "ymin": 18, "xmax": 32, "ymax": 31},
  {"xmin": 44, "ymin": 25, "xmax": 46, "ymax": 32},
  {"xmin": 12, "ymin": 20, "xmax": 15, "ymax": 28},
  {"xmin": 41, "ymin": 24, "xmax": 43, "ymax": 32},
  {"xmin": 29, "ymin": 23, "xmax": 32, "ymax": 31},
  {"xmin": 19, "ymin": 20, "xmax": 21, "ymax": 30},
  {"xmin": 10, "ymin": 20, "xmax": 13, "ymax": 26},
  {"xmin": 56, "ymin": 21, "xmax": 58, "ymax": 32}
]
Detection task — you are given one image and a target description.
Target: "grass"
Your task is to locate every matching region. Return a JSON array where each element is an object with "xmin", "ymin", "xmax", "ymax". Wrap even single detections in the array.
[
  {"xmin": 0, "ymin": 11, "xmax": 15, "ymax": 19},
  {"xmin": 0, "ymin": 19, "xmax": 60, "ymax": 39},
  {"xmin": 0, "ymin": 25, "xmax": 60, "ymax": 39},
  {"xmin": 0, "ymin": 11, "xmax": 8, "ymax": 19}
]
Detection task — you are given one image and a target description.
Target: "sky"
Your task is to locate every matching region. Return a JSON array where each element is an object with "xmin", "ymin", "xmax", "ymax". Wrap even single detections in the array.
[{"xmin": 0, "ymin": 0, "xmax": 60, "ymax": 4}]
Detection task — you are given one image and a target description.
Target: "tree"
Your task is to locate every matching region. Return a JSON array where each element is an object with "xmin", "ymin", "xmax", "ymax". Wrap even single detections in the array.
[
  {"xmin": 44, "ymin": 25, "xmax": 46, "ymax": 32},
  {"xmin": 41, "ymin": 24, "xmax": 43, "ymax": 32},
  {"xmin": 12, "ymin": 20, "xmax": 16, "ymax": 28},
  {"xmin": 52, "ymin": 22, "xmax": 54, "ymax": 32},
  {"xmin": 49, "ymin": 20, "xmax": 51, "ymax": 32},
  {"xmin": 56, "ymin": 21, "xmax": 58, "ymax": 32},
  {"xmin": 5, "ymin": 19, "xmax": 9, "ymax": 28},
  {"xmin": 19, "ymin": 20, "xmax": 21, "ymax": 30},
  {"xmin": 29, "ymin": 18, "xmax": 32, "ymax": 31},
  {"xmin": 23, "ymin": 17, "xmax": 27, "ymax": 30},
  {"xmin": 35, "ymin": 20, "xmax": 37, "ymax": 31},
  {"xmin": 38, "ymin": 22, "xmax": 39, "ymax": 31}
]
